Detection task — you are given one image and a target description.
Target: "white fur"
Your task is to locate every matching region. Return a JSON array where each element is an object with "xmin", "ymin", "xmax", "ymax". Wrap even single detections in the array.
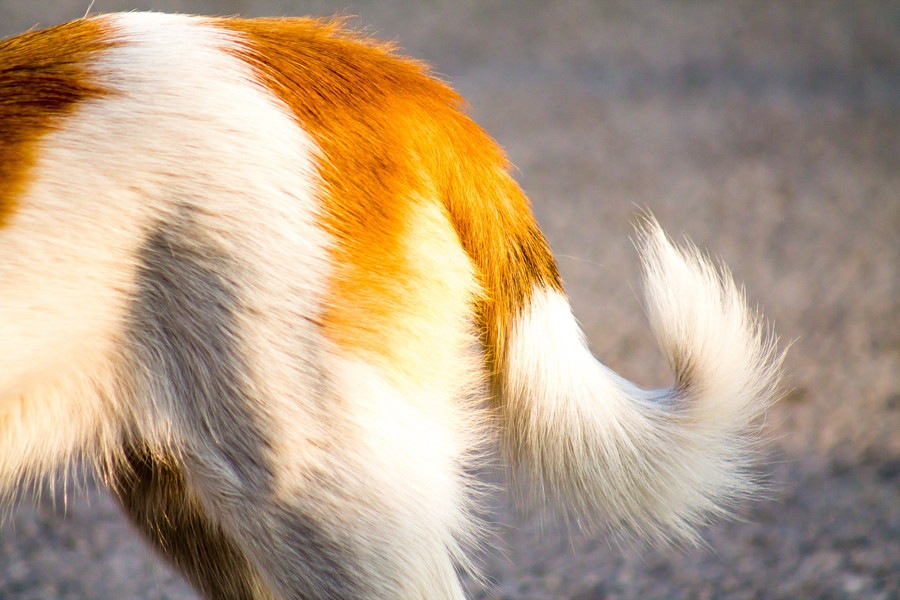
[
  {"xmin": 503, "ymin": 218, "xmax": 781, "ymax": 542},
  {"xmin": 326, "ymin": 354, "xmax": 483, "ymax": 599}
]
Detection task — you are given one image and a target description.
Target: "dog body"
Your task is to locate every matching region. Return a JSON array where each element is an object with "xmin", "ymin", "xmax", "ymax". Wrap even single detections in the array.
[{"xmin": 0, "ymin": 13, "xmax": 781, "ymax": 599}]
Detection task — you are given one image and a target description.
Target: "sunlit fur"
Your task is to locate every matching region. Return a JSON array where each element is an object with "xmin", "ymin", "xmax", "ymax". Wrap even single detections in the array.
[
  {"xmin": 504, "ymin": 222, "xmax": 782, "ymax": 543},
  {"xmin": 0, "ymin": 13, "xmax": 782, "ymax": 600}
]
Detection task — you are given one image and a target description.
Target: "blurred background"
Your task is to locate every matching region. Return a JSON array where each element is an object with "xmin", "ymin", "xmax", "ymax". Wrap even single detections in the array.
[{"xmin": 0, "ymin": 1, "xmax": 897, "ymax": 598}]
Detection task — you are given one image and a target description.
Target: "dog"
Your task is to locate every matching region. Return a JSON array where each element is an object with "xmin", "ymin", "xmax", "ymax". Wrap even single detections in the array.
[{"xmin": 0, "ymin": 12, "xmax": 782, "ymax": 599}]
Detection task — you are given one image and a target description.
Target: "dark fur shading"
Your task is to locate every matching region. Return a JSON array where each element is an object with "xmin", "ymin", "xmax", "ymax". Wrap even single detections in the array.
[
  {"xmin": 117, "ymin": 209, "xmax": 364, "ymax": 599},
  {"xmin": 112, "ymin": 445, "xmax": 263, "ymax": 599}
]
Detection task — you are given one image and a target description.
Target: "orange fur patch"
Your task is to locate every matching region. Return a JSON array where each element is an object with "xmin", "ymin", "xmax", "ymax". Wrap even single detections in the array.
[
  {"xmin": 0, "ymin": 19, "xmax": 112, "ymax": 227},
  {"xmin": 222, "ymin": 18, "xmax": 563, "ymax": 386}
]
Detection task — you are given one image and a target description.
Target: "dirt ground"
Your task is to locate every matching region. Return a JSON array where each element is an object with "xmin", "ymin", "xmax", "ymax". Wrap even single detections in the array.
[{"xmin": 0, "ymin": 1, "xmax": 897, "ymax": 598}]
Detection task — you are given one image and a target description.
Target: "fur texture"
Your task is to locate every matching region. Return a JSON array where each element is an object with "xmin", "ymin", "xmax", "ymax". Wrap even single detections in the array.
[{"xmin": 0, "ymin": 13, "xmax": 782, "ymax": 600}]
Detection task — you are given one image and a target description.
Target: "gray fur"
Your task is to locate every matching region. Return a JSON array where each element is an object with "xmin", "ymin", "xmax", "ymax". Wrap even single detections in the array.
[{"xmin": 119, "ymin": 210, "xmax": 366, "ymax": 599}]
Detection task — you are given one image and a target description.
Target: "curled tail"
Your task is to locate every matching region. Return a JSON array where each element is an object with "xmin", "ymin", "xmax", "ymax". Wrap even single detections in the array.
[{"xmin": 493, "ymin": 216, "xmax": 782, "ymax": 542}]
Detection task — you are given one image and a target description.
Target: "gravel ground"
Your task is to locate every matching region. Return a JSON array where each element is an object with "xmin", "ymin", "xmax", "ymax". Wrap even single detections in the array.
[{"xmin": 1, "ymin": 1, "xmax": 898, "ymax": 599}]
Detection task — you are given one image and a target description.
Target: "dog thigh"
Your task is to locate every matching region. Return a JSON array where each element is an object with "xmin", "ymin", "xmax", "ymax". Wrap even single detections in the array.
[{"xmin": 114, "ymin": 367, "xmax": 478, "ymax": 600}]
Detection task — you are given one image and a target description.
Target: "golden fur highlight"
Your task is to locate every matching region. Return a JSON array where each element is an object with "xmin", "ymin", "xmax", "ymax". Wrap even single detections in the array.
[{"xmin": 221, "ymin": 18, "xmax": 563, "ymax": 390}]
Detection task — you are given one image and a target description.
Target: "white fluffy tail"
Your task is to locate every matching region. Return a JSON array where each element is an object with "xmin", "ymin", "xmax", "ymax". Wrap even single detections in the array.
[{"xmin": 501, "ymin": 217, "xmax": 782, "ymax": 542}]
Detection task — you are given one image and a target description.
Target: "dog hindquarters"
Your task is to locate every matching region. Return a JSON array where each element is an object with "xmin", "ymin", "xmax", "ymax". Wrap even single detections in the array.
[{"xmin": 113, "ymin": 203, "xmax": 481, "ymax": 599}]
